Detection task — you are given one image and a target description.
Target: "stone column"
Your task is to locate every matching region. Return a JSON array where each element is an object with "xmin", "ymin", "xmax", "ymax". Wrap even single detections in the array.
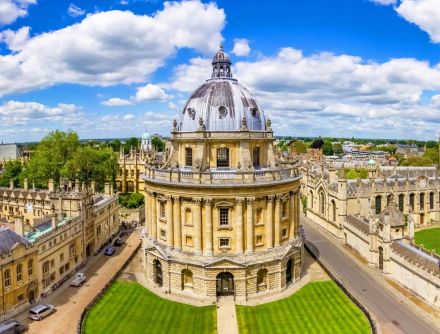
[
  {"xmin": 145, "ymin": 191, "xmax": 150, "ymax": 234},
  {"xmin": 236, "ymin": 198, "xmax": 245, "ymax": 253},
  {"xmin": 204, "ymin": 198, "xmax": 213, "ymax": 255},
  {"xmin": 194, "ymin": 198, "xmax": 202, "ymax": 254},
  {"xmin": 246, "ymin": 197, "xmax": 255, "ymax": 253},
  {"xmin": 173, "ymin": 196, "xmax": 181, "ymax": 250},
  {"xmin": 295, "ymin": 192, "xmax": 300, "ymax": 235},
  {"xmin": 289, "ymin": 192, "xmax": 295, "ymax": 240},
  {"xmin": 151, "ymin": 193, "xmax": 157, "ymax": 239},
  {"xmin": 266, "ymin": 195, "xmax": 274, "ymax": 249},
  {"xmin": 274, "ymin": 196, "xmax": 281, "ymax": 247},
  {"xmin": 166, "ymin": 196, "xmax": 174, "ymax": 248}
]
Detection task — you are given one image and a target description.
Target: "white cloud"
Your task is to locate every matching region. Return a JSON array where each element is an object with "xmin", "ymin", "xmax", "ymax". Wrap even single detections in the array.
[
  {"xmin": 0, "ymin": 0, "xmax": 225, "ymax": 97},
  {"xmin": 123, "ymin": 114, "xmax": 134, "ymax": 120},
  {"xmin": 134, "ymin": 83, "xmax": 171, "ymax": 102},
  {"xmin": 166, "ymin": 57, "xmax": 211, "ymax": 92},
  {"xmin": 0, "ymin": 0, "xmax": 36, "ymax": 26},
  {"xmin": 232, "ymin": 38, "xmax": 250, "ymax": 57},
  {"xmin": 370, "ymin": 0, "xmax": 397, "ymax": 4},
  {"xmin": 0, "ymin": 26, "xmax": 30, "ymax": 51},
  {"xmin": 101, "ymin": 97, "xmax": 133, "ymax": 106},
  {"xmin": 67, "ymin": 3, "xmax": 85, "ymax": 18}
]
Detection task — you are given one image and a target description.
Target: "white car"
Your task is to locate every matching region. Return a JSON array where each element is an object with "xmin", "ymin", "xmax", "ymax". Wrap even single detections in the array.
[
  {"xmin": 70, "ymin": 272, "xmax": 86, "ymax": 287},
  {"xmin": 28, "ymin": 304, "xmax": 55, "ymax": 321}
]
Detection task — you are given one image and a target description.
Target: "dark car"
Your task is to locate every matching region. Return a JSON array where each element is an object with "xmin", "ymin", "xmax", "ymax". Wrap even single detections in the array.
[
  {"xmin": 104, "ymin": 246, "xmax": 115, "ymax": 256},
  {"xmin": 119, "ymin": 231, "xmax": 127, "ymax": 238},
  {"xmin": 113, "ymin": 238, "xmax": 123, "ymax": 247},
  {"xmin": 0, "ymin": 320, "xmax": 27, "ymax": 334}
]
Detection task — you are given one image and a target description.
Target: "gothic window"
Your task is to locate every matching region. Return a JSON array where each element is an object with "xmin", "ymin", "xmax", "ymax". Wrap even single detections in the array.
[
  {"xmin": 253, "ymin": 147, "xmax": 260, "ymax": 168},
  {"xmin": 217, "ymin": 147, "xmax": 229, "ymax": 168},
  {"xmin": 398, "ymin": 194, "xmax": 404, "ymax": 212},
  {"xmin": 331, "ymin": 200, "xmax": 336, "ymax": 221},
  {"xmin": 429, "ymin": 192, "xmax": 434, "ymax": 210},
  {"xmin": 409, "ymin": 193, "xmax": 415, "ymax": 210},
  {"xmin": 219, "ymin": 208, "xmax": 229, "ymax": 226},
  {"xmin": 185, "ymin": 147, "xmax": 193, "ymax": 167},
  {"xmin": 375, "ymin": 196, "xmax": 382, "ymax": 214},
  {"xmin": 420, "ymin": 193, "xmax": 425, "ymax": 210},
  {"xmin": 319, "ymin": 191, "xmax": 325, "ymax": 215}
]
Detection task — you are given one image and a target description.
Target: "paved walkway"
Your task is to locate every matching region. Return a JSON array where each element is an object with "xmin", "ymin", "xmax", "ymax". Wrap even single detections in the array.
[
  {"xmin": 302, "ymin": 215, "xmax": 440, "ymax": 334},
  {"xmin": 16, "ymin": 230, "xmax": 141, "ymax": 334},
  {"xmin": 217, "ymin": 296, "xmax": 239, "ymax": 334}
]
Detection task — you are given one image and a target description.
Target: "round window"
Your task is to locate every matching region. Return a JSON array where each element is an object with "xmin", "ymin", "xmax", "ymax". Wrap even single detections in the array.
[
  {"xmin": 187, "ymin": 108, "xmax": 195, "ymax": 118},
  {"xmin": 219, "ymin": 106, "xmax": 227, "ymax": 117},
  {"xmin": 250, "ymin": 107, "xmax": 258, "ymax": 117}
]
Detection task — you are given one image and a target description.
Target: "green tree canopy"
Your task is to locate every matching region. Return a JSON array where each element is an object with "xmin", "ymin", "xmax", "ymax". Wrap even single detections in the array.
[
  {"xmin": 322, "ymin": 140, "xmax": 334, "ymax": 156},
  {"xmin": 333, "ymin": 143, "xmax": 343, "ymax": 155},
  {"xmin": 152, "ymin": 137, "xmax": 165, "ymax": 152},
  {"xmin": 292, "ymin": 140, "xmax": 307, "ymax": 154},
  {"xmin": 124, "ymin": 137, "xmax": 140, "ymax": 154},
  {"xmin": 0, "ymin": 161, "xmax": 24, "ymax": 188}
]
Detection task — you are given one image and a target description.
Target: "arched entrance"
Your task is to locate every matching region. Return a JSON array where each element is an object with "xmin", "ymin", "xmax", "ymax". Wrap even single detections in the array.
[
  {"xmin": 286, "ymin": 259, "xmax": 293, "ymax": 285},
  {"xmin": 154, "ymin": 260, "xmax": 163, "ymax": 287},
  {"xmin": 216, "ymin": 272, "xmax": 234, "ymax": 296},
  {"xmin": 378, "ymin": 246, "xmax": 383, "ymax": 270}
]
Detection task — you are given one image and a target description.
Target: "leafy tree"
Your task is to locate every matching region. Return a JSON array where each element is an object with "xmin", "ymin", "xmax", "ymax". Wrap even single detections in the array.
[
  {"xmin": 108, "ymin": 139, "xmax": 122, "ymax": 152},
  {"xmin": 425, "ymin": 141, "xmax": 438, "ymax": 149},
  {"xmin": 423, "ymin": 147, "xmax": 439, "ymax": 165},
  {"xmin": 333, "ymin": 143, "xmax": 343, "ymax": 155},
  {"xmin": 345, "ymin": 168, "xmax": 368, "ymax": 179},
  {"xmin": 152, "ymin": 136, "xmax": 165, "ymax": 152},
  {"xmin": 124, "ymin": 137, "xmax": 140, "ymax": 154},
  {"xmin": 310, "ymin": 139, "xmax": 324, "ymax": 149},
  {"xmin": 119, "ymin": 192, "xmax": 145, "ymax": 209},
  {"xmin": 292, "ymin": 140, "xmax": 307, "ymax": 154},
  {"xmin": 322, "ymin": 140, "xmax": 334, "ymax": 156},
  {"xmin": 0, "ymin": 161, "xmax": 23, "ymax": 187},
  {"xmin": 399, "ymin": 156, "xmax": 433, "ymax": 167}
]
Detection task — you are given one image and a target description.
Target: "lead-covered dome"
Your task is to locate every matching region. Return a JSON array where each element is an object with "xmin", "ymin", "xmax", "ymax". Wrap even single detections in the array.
[{"xmin": 177, "ymin": 46, "xmax": 266, "ymax": 132}]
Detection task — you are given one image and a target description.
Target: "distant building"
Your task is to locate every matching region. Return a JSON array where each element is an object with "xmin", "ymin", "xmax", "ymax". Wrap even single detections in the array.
[
  {"xmin": 396, "ymin": 144, "xmax": 424, "ymax": 158},
  {"xmin": 0, "ymin": 144, "xmax": 24, "ymax": 170}
]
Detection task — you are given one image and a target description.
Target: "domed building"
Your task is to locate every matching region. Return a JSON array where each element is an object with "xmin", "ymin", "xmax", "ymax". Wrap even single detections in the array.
[{"xmin": 142, "ymin": 46, "xmax": 303, "ymax": 301}]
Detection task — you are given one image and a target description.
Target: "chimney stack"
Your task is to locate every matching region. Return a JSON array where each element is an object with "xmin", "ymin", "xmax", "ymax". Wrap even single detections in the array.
[
  {"xmin": 14, "ymin": 216, "xmax": 24, "ymax": 236},
  {"xmin": 51, "ymin": 213, "xmax": 58, "ymax": 230},
  {"xmin": 48, "ymin": 179, "xmax": 54, "ymax": 192}
]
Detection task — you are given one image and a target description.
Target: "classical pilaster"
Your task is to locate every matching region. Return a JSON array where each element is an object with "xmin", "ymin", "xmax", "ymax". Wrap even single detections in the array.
[
  {"xmin": 172, "ymin": 196, "xmax": 181, "ymax": 250},
  {"xmin": 151, "ymin": 193, "xmax": 157, "ymax": 239},
  {"xmin": 166, "ymin": 196, "xmax": 174, "ymax": 248},
  {"xmin": 295, "ymin": 192, "xmax": 300, "ymax": 235},
  {"xmin": 204, "ymin": 198, "xmax": 213, "ymax": 255},
  {"xmin": 145, "ymin": 191, "xmax": 150, "ymax": 234},
  {"xmin": 236, "ymin": 198, "xmax": 245, "ymax": 253},
  {"xmin": 289, "ymin": 192, "xmax": 295, "ymax": 240},
  {"xmin": 274, "ymin": 196, "xmax": 281, "ymax": 246},
  {"xmin": 266, "ymin": 195, "xmax": 274, "ymax": 249},
  {"xmin": 246, "ymin": 197, "xmax": 255, "ymax": 253},
  {"xmin": 194, "ymin": 198, "xmax": 202, "ymax": 254}
]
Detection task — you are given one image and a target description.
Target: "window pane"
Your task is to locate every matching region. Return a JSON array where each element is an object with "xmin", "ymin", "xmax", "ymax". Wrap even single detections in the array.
[
  {"xmin": 217, "ymin": 148, "xmax": 229, "ymax": 168},
  {"xmin": 219, "ymin": 208, "xmax": 229, "ymax": 226}
]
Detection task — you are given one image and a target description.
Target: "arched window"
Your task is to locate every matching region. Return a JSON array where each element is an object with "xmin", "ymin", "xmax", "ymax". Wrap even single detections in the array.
[
  {"xmin": 185, "ymin": 147, "xmax": 193, "ymax": 167},
  {"xmin": 216, "ymin": 147, "xmax": 229, "ymax": 168},
  {"xmin": 282, "ymin": 201, "xmax": 288, "ymax": 218},
  {"xmin": 319, "ymin": 191, "xmax": 325, "ymax": 215},
  {"xmin": 185, "ymin": 208, "xmax": 192, "ymax": 226},
  {"xmin": 257, "ymin": 269, "xmax": 268, "ymax": 292},
  {"xmin": 375, "ymin": 196, "xmax": 382, "ymax": 214},
  {"xmin": 420, "ymin": 193, "xmax": 425, "ymax": 210},
  {"xmin": 429, "ymin": 192, "xmax": 434, "ymax": 210},
  {"xmin": 181, "ymin": 269, "xmax": 193, "ymax": 291},
  {"xmin": 331, "ymin": 200, "xmax": 336, "ymax": 221},
  {"xmin": 398, "ymin": 194, "xmax": 404, "ymax": 212},
  {"xmin": 309, "ymin": 191, "xmax": 313, "ymax": 209},
  {"xmin": 409, "ymin": 193, "xmax": 415, "ymax": 210},
  {"xmin": 253, "ymin": 147, "xmax": 260, "ymax": 168},
  {"xmin": 255, "ymin": 208, "xmax": 263, "ymax": 224},
  {"xmin": 154, "ymin": 260, "xmax": 163, "ymax": 287}
]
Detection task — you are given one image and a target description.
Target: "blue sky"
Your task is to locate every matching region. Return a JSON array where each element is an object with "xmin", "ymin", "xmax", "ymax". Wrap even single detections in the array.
[{"xmin": 1, "ymin": 0, "xmax": 440, "ymax": 142}]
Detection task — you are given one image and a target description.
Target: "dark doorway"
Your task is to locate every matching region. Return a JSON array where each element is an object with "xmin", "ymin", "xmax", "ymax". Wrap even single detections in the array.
[
  {"xmin": 154, "ymin": 260, "xmax": 163, "ymax": 287},
  {"xmin": 420, "ymin": 213, "xmax": 424, "ymax": 225},
  {"xmin": 28, "ymin": 290, "xmax": 35, "ymax": 303},
  {"xmin": 86, "ymin": 243, "xmax": 93, "ymax": 257},
  {"xmin": 216, "ymin": 272, "xmax": 234, "ymax": 296},
  {"xmin": 286, "ymin": 259, "xmax": 293, "ymax": 285},
  {"xmin": 378, "ymin": 247, "xmax": 383, "ymax": 270}
]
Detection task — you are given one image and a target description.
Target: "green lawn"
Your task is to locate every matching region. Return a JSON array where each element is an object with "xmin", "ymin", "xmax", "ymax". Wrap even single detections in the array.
[
  {"xmin": 83, "ymin": 281, "xmax": 216, "ymax": 334},
  {"xmin": 236, "ymin": 281, "xmax": 370, "ymax": 334},
  {"xmin": 415, "ymin": 227, "xmax": 440, "ymax": 256}
]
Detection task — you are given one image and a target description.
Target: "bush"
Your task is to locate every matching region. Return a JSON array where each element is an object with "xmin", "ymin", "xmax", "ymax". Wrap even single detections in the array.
[{"xmin": 119, "ymin": 193, "xmax": 145, "ymax": 209}]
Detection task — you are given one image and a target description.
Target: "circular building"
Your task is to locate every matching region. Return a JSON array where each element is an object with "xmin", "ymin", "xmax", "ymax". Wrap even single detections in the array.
[{"xmin": 142, "ymin": 46, "xmax": 303, "ymax": 301}]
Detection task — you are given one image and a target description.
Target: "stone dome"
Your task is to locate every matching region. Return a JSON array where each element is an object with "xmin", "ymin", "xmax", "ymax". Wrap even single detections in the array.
[{"xmin": 177, "ymin": 46, "xmax": 267, "ymax": 132}]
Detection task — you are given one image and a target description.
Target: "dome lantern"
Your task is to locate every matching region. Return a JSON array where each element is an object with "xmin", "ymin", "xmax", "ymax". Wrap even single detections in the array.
[{"xmin": 212, "ymin": 44, "xmax": 232, "ymax": 79}]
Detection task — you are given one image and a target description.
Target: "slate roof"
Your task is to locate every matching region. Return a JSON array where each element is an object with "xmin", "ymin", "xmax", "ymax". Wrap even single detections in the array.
[
  {"xmin": 391, "ymin": 241, "xmax": 440, "ymax": 277},
  {"xmin": 346, "ymin": 215, "xmax": 369, "ymax": 234},
  {"xmin": 0, "ymin": 228, "xmax": 30, "ymax": 254}
]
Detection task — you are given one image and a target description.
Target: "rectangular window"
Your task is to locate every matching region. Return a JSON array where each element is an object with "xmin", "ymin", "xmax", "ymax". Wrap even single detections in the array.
[
  {"xmin": 28, "ymin": 259, "xmax": 33, "ymax": 276},
  {"xmin": 219, "ymin": 208, "xmax": 229, "ymax": 226},
  {"xmin": 50, "ymin": 259, "xmax": 55, "ymax": 268},
  {"xmin": 253, "ymin": 147, "xmax": 260, "ymax": 168},
  {"xmin": 17, "ymin": 294, "xmax": 24, "ymax": 302},
  {"xmin": 160, "ymin": 229, "xmax": 166, "ymax": 239},
  {"xmin": 185, "ymin": 147, "xmax": 193, "ymax": 167},
  {"xmin": 255, "ymin": 235, "xmax": 263, "ymax": 246},
  {"xmin": 69, "ymin": 244, "xmax": 76, "ymax": 258},
  {"xmin": 216, "ymin": 147, "xmax": 229, "ymax": 168},
  {"xmin": 429, "ymin": 192, "xmax": 434, "ymax": 210},
  {"xmin": 16, "ymin": 264, "xmax": 22, "ymax": 282},
  {"xmin": 160, "ymin": 202, "xmax": 166, "ymax": 219},
  {"xmin": 219, "ymin": 238, "xmax": 230, "ymax": 248},
  {"xmin": 42, "ymin": 261, "xmax": 49, "ymax": 275},
  {"xmin": 282, "ymin": 201, "xmax": 288, "ymax": 218},
  {"xmin": 185, "ymin": 235, "xmax": 193, "ymax": 246},
  {"xmin": 60, "ymin": 253, "xmax": 64, "ymax": 262},
  {"xmin": 3, "ymin": 269, "xmax": 10, "ymax": 288},
  {"xmin": 282, "ymin": 228, "xmax": 288, "ymax": 238},
  {"xmin": 409, "ymin": 194, "xmax": 415, "ymax": 210}
]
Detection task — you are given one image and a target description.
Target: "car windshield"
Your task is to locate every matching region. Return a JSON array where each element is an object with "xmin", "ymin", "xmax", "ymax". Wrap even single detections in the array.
[{"xmin": 30, "ymin": 311, "xmax": 37, "ymax": 315}]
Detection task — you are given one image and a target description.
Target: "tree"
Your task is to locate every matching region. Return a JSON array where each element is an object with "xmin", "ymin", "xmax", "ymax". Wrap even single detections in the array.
[
  {"xmin": 124, "ymin": 137, "xmax": 140, "ymax": 154},
  {"xmin": 425, "ymin": 141, "xmax": 438, "ymax": 149},
  {"xmin": 333, "ymin": 143, "xmax": 343, "ymax": 155},
  {"xmin": 119, "ymin": 192, "xmax": 145, "ymax": 209},
  {"xmin": 399, "ymin": 156, "xmax": 433, "ymax": 167},
  {"xmin": 152, "ymin": 136, "xmax": 165, "ymax": 152},
  {"xmin": 108, "ymin": 139, "xmax": 122, "ymax": 152},
  {"xmin": 322, "ymin": 141, "xmax": 334, "ymax": 156},
  {"xmin": 0, "ymin": 161, "xmax": 23, "ymax": 187},
  {"xmin": 292, "ymin": 140, "xmax": 307, "ymax": 154},
  {"xmin": 310, "ymin": 139, "xmax": 324, "ymax": 149}
]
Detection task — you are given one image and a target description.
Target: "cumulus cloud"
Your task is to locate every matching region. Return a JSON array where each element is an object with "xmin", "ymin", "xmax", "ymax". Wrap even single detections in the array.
[
  {"xmin": 370, "ymin": 0, "xmax": 397, "ymax": 4},
  {"xmin": 67, "ymin": 4, "xmax": 85, "ymax": 18},
  {"xmin": 101, "ymin": 97, "xmax": 133, "ymax": 106},
  {"xmin": 0, "ymin": 0, "xmax": 36, "ymax": 26},
  {"xmin": 168, "ymin": 47, "xmax": 440, "ymax": 139},
  {"xmin": 134, "ymin": 83, "xmax": 171, "ymax": 102},
  {"xmin": 232, "ymin": 38, "xmax": 251, "ymax": 56},
  {"xmin": 0, "ymin": 0, "xmax": 225, "ymax": 97},
  {"xmin": 0, "ymin": 26, "xmax": 30, "ymax": 51}
]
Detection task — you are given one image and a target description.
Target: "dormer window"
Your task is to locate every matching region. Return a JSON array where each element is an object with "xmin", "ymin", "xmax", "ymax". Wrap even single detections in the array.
[
  {"xmin": 187, "ymin": 108, "xmax": 195, "ymax": 119},
  {"xmin": 250, "ymin": 107, "xmax": 258, "ymax": 117},
  {"xmin": 219, "ymin": 106, "xmax": 227, "ymax": 118}
]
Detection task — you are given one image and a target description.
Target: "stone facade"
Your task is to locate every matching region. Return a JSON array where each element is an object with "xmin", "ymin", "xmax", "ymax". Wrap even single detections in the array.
[{"xmin": 142, "ymin": 47, "xmax": 304, "ymax": 302}]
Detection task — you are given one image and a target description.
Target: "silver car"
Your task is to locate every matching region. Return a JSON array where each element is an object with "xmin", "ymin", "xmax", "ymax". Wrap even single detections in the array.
[{"xmin": 28, "ymin": 304, "xmax": 55, "ymax": 320}]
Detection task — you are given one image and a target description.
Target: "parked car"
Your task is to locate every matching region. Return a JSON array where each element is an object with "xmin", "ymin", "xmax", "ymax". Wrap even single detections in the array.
[
  {"xmin": 119, "ymin": 231, "xmax": 127, "ymax": 238},
  {"xmin": 28, "ymin": 304, "xmax": 55, "ymax": 321},
  {"xmin": 104, "ymin": 246, "xmax": 115, "ymax": 256},
  {"xmin": 0, "ymin": 320, "xmax": 27, "ymax": 334},
  {"xmin": 70, "ymin": 272, "xmax": 86, "ymax": 287},
  {"xmin": 113, "ymin": 238, "xmax": 123, "ymax": 247}
]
